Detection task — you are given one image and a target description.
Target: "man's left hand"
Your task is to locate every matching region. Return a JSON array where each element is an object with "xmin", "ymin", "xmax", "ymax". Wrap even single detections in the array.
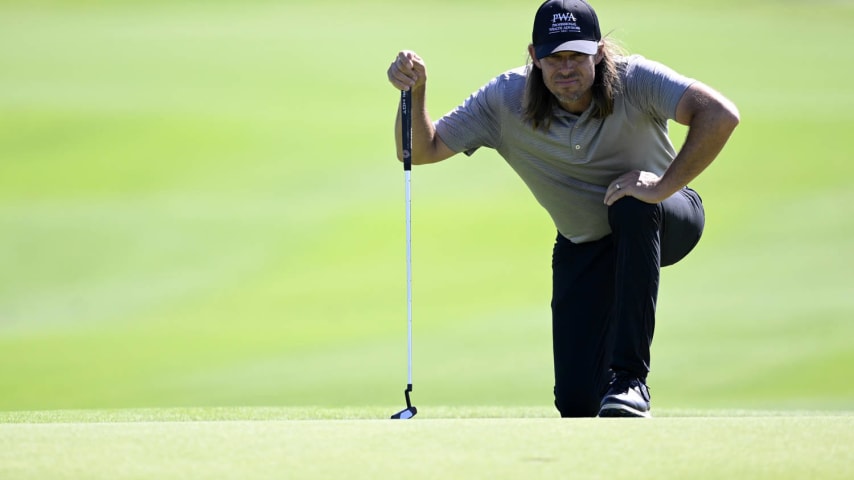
[{"xmin": 605, "ymin": 170, "xmax": 669, "ymax": 206}]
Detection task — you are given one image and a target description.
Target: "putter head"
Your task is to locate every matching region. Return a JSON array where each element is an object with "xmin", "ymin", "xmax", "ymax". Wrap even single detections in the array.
[
  {"xmin": 390, "ymin": 384, "xmax": 417, "ymax": 419},
  {"xmin": 390, "ymin": 406, "xmax": 417, "ymax": 420}
]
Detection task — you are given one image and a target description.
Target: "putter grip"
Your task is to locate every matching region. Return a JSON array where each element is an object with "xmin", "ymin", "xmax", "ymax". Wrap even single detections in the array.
[{"xmin": 401, "ymin": 89, "xmax": 412, "ymax": 171}]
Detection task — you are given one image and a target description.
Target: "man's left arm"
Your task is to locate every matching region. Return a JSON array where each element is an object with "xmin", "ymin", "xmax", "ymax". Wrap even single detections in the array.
[{"xmin": 605, "ymin": 82, "xmax": 740, "ymax": 206}]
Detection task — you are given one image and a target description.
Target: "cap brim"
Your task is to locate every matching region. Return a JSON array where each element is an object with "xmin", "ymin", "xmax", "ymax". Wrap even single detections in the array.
[{"xmin": 534, "ymin": 40, "xmax": 599, "ymax": 59}]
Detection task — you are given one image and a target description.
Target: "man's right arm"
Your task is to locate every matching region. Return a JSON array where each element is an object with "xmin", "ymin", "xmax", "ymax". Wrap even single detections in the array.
[{"xmin": 388, "ymin": 51, "xmax": 456, "ymax": 165}]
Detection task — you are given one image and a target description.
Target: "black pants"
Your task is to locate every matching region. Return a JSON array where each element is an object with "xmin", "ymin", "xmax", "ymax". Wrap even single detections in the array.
[{"xmin": 551, "ymin": 188, "xmax": 705, "ymax": 417}]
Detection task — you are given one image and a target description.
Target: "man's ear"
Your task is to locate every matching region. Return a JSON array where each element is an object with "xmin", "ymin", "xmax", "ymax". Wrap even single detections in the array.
[{"xmin": 528, "ymin": 44, "xmax": 541, "ymax": 68}]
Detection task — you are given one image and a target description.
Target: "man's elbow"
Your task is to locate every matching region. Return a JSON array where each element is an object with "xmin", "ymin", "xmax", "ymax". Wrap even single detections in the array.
[
  {"xmin": 699, "ymin": 99, "xmax": 740, "ymax": 139},
  {"xmin": 722, "ymin": 101, "xmax": 741, "ymax": 132},
  {"xmin": 711, "ymin": 92, "xmax": 740, "ymax": 133}
]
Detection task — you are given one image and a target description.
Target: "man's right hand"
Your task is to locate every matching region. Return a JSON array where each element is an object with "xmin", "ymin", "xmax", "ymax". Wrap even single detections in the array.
[{"xmin": 387, "ymin": 51, "xmax": 427, "ymax": 91}]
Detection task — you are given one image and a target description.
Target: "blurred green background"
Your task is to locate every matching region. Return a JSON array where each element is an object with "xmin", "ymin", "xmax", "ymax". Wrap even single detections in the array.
[{"xmin": 0, "ymin": 0, "xmax": 852, "ymax": 412}]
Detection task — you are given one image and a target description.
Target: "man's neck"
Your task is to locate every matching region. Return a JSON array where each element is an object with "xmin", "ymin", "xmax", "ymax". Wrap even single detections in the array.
[{"xmin": 558, "ymin": 93, "xmax": 593, "ymax": 115}]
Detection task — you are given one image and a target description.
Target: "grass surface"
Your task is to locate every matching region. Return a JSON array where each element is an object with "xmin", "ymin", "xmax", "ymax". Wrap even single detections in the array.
[
  {"xmin": 0, "ymin": 3, "xmax": 853, "ymax": 475},
  {"xmin": 2, "ymin": 408, "xmax": 852, "ymax": 480},
  {"xmin": 1, "ymin": 1, "xmax": 853, "ymax": 477}
]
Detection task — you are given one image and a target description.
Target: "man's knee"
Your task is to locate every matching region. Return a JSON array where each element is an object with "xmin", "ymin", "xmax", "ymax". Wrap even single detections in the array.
[{"xmin": 608, "ymin": 197, "xmax": 661, "ymax": 232}]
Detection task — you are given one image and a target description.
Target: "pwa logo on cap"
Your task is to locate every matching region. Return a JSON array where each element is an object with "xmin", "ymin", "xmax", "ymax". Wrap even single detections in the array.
[{"xmin": 550, "ymin": 12, "xmax": 582, "ymax": 35}]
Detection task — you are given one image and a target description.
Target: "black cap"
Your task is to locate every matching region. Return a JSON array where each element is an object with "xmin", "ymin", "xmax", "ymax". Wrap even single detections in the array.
[{"xmin": 532, "ymin": 0, "xmax": 602, "ymax": 59}]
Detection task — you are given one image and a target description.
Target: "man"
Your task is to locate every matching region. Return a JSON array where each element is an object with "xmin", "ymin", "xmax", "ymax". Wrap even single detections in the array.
[{"xmin": 386, "ymin": 0, "xmax": 739, "ymax": 417}]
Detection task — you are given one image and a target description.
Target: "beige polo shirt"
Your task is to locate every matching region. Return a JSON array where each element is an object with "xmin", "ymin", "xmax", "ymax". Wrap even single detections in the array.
[{"xmin": 434, "ymin": 55, "xmax": 696, "ymax": 243}]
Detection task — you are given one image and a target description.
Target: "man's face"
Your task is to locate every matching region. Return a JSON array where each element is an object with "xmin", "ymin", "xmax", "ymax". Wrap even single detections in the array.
[{"xmin": 530, "ymin": 47, "xmax": 602, "ymax": 113}]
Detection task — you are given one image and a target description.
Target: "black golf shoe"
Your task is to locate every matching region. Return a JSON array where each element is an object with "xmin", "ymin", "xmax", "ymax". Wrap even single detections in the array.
[{"xmin": 598, "ymin": 374, "xmax": 652, "ymax": 418}]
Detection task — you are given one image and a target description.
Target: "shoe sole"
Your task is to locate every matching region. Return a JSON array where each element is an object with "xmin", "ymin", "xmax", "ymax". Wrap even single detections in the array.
[{"xmin": 598, "ymin": 403, "xmax": 652, "ymax": 418}]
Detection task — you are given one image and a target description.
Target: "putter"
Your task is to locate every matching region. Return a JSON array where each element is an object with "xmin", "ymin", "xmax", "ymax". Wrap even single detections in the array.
[{"xmin": 391, "ymin": 89, "xmax": 417, "ymax": 420}]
